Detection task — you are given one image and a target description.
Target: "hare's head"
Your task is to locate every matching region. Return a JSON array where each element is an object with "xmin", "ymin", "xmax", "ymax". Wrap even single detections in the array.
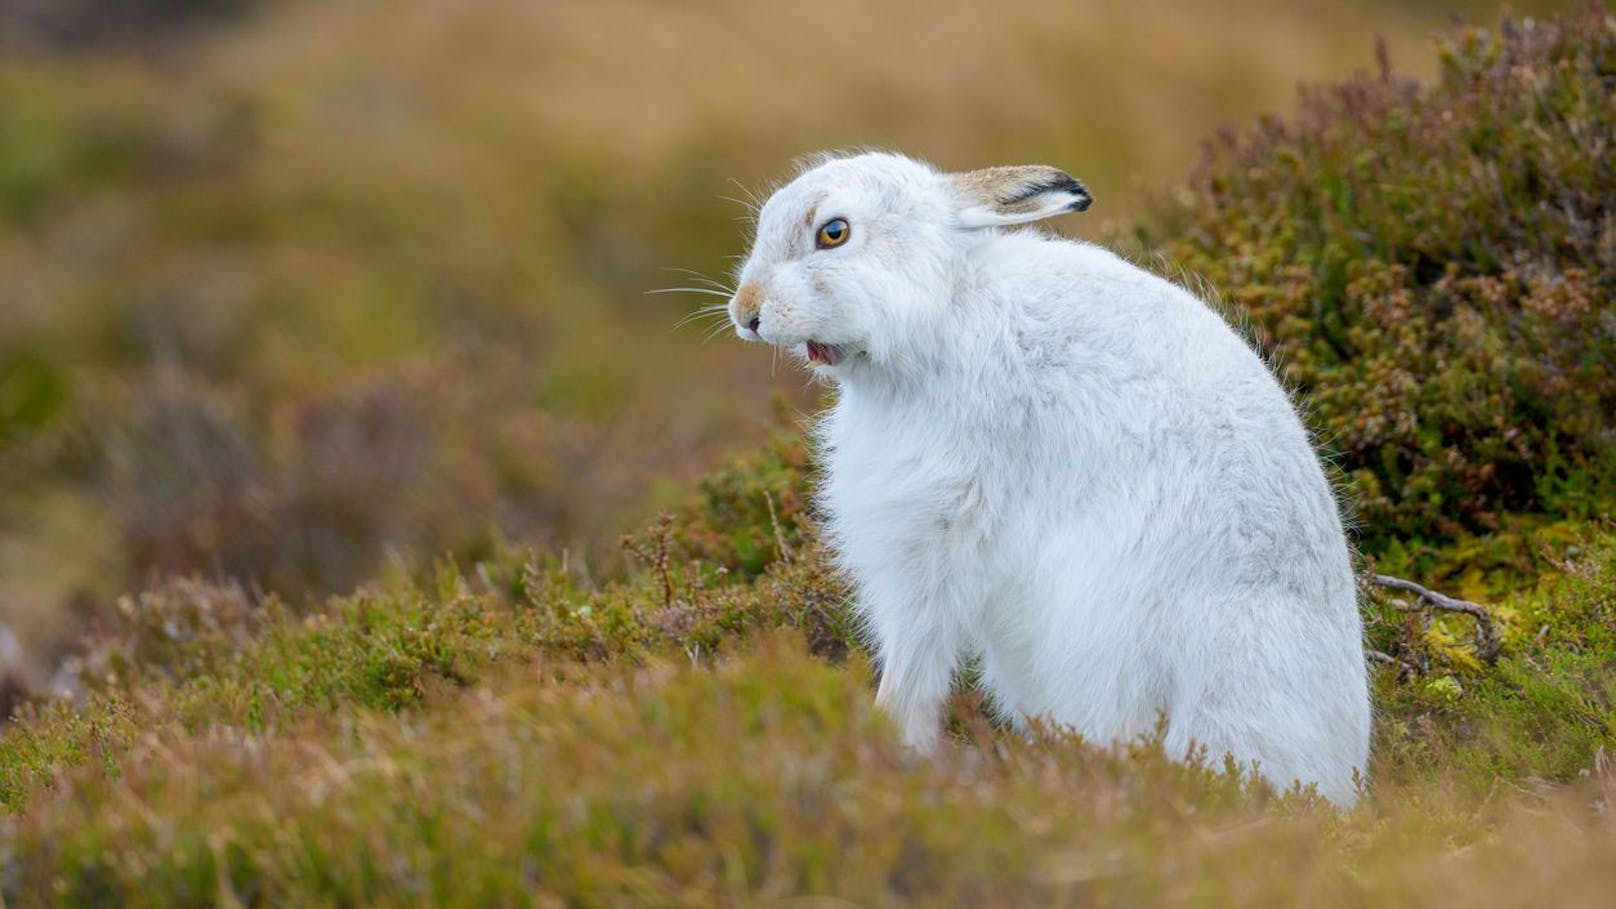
[{"xmin": 728, "ymin": 151, "xmax": 1090, "ymax": 373}]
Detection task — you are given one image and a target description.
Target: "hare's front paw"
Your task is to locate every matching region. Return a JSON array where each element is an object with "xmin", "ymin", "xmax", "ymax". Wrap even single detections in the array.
[{"xmin": 875, "ymin": 673, "xmax": 943, "ymax": 755}]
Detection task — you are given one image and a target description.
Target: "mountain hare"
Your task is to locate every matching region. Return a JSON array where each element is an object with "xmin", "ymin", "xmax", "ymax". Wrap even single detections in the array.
[{"xmin": 726, "ymin": 151, "xmax": 1369, "ymax": 804}]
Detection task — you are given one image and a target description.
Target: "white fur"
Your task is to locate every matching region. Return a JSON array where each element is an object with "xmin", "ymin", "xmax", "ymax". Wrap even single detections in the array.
[{"xmin": 727, "ymin": 152, "xmax": 1370, "ymax": 804}]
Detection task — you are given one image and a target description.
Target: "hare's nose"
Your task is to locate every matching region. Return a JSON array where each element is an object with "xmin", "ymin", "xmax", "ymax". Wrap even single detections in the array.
[{"xmin": 732, "ymin": 284, "xmax": 764, "ymax": 334}]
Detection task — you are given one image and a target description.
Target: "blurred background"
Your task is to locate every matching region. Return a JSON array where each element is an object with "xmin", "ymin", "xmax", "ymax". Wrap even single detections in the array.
[{"xmin": 0, "ymin": 0, "xmax": 1570, "ymax": 681}]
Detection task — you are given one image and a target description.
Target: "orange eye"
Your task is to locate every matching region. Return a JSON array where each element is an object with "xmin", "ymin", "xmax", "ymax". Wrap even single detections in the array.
[{"xmin": 815, "ymin": 217, "xmax": 851, "ymax": 249}]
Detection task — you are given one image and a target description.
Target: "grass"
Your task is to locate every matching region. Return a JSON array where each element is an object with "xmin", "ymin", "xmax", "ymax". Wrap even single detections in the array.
[
  {"xmin": 1, "ymin": 505, "xmax": 1614, "ymax": 905},
  {"xmin": 3, "ymin": 421, "xmax": 1616, "ymax": 903}
]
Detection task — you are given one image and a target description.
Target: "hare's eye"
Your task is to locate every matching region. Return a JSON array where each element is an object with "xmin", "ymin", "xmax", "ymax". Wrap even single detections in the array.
[{"xmin": 815, "ymin": 217, "xmax": 851, "ymax": 249}]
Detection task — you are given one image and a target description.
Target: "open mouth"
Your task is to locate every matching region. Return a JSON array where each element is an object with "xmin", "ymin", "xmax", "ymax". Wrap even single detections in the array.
[{"xmin": 805, "ymin": 340, "xmax": 844, "ymax": 366}]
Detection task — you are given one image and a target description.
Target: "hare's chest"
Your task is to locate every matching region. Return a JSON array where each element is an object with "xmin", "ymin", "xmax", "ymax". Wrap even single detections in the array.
[{"xmin": 819, "ymin": 410, "xmax": 998, "ymax": 554}]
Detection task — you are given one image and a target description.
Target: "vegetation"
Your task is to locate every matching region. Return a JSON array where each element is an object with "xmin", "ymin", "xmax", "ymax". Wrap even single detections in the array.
[
  {"xmin": 0, "ymin": 0, "xmax": 1567, "ymax": 678},
  {"xmin": 2, "ymin": 484, "xmax": 1615, "ymax": 905},
  {"xmin": 1, "ymin": 2, "xmax": 1614, "ymax": 906},
  {"xmin": 1149, "ymin": 9, "xmax": 1616, "ymax": 581}
]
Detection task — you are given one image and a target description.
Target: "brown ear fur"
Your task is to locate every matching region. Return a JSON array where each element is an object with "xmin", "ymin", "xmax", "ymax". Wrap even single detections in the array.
[{"xmin": 950, "ymin": 165, "xmax": 1092, "ymax": 228}]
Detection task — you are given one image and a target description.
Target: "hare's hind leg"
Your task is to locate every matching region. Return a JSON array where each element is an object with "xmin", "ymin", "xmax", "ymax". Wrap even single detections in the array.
[{"xmin": 1162, "ymin": 638, "xmax": 1367, "ymax": 805}]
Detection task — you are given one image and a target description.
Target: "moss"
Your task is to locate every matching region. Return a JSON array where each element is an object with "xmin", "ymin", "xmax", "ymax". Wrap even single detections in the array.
[{"xmin": 1368, "ymin": 527, "xmax": 1616, "ymax": 797}]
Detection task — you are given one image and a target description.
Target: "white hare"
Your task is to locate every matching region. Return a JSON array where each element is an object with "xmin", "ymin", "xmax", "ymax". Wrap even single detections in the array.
[{"xmin": 726, "ymin": 151, "xmax": 1370, "ymax": 804}]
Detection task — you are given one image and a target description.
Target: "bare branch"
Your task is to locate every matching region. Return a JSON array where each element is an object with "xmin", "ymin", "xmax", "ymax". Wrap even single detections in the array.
[
  {"xmin": 1370, "ymin": 574, "xmax": 1502, "ymax": 664},
  {"xmin": 1366, "ymin": 648, "xmax": 1421, "ymax": 676}
]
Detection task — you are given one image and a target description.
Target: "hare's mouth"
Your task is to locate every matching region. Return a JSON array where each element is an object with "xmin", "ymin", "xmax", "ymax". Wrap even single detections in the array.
[{"xmin": 805, "ymin": 340, "xmax": 845, "ymax": 366}]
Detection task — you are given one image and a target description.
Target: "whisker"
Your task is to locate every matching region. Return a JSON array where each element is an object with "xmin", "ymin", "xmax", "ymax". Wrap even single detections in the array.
[
  {"xmin": 660, "ymin": 267, "xmax": 736, "ymax": 292},
  {"xmin": 728, "ymin": 177, "xmax": 766, "ymax": 212},
  {"xmin": 676, "ymin": 308, "xmax": 730, "ymax": 327},
  {"xmin": 717, "ymin": 193, "xmax": 760, "ymax": 216},
  {"xmin": 673, "ymin": 306, "xmax": 730, "ymax": 331},
  {"xmin": 701, "ymin": 321, "xmax": 737, "ymax": 344},
  {"xmin": 645, "ymin": 287, "xmax": 735, "ymax": 298},
  {"xmin": 677, "ymin": 302, "xmax": 726, "ymax": 316}
]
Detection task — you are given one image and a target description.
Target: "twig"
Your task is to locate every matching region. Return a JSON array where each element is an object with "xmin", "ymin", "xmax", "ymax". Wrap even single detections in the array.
[
  {"xmin": 621, "ymin": 514, "xmax": 677, "ymax": 611},
  {"xmin": 1370, "ymin": 573, "xmax": 1502, "ymax": 664},
  {"xmin": 764, "ymin": 491, "xmax": 794, "ymax": 564},
  {"xmin": 1367, "ymin": 647, "xmax": 1424, "ymax": 678}
]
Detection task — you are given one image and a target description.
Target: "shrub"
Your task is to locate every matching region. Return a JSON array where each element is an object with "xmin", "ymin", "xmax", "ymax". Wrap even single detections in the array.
[
  {"xmin": 665, "ymin": 428, "xmax": 815, "ymax": 578},
  {"xmin": 1147, "ymin": 8, "xmax": 1616, "ymax": 553}
]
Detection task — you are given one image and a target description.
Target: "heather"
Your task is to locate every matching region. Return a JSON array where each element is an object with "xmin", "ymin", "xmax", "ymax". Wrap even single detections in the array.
[{"xmin": 1148, "ymin": 9, "xmax": 1615, "ymax": 579}]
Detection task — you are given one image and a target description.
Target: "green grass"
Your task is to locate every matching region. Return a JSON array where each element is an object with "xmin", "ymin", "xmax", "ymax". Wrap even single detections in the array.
[
  {"xmin": 2, "ymin": 504, "xmax": 1615, "ymax": 905},
  {"xmin": 3, "ymin": 413, "xmax": 1615, "ymax": 903}
]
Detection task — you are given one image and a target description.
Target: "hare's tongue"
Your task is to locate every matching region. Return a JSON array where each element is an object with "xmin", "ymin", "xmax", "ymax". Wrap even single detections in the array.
[{"xmin": 806, "ymin": 341, "xmax": 843, "ymax": 366}]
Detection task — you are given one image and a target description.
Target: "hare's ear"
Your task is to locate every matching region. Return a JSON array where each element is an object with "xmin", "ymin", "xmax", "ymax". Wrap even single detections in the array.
[{"xmin": 949, "ymin": 165, "xmax": 1092, "ymax": 229}]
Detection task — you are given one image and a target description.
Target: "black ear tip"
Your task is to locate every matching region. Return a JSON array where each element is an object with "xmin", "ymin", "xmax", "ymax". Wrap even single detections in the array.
[{"xmin": 1055, "ymin": 173, "xmax": 1092, "ymax": 211}]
